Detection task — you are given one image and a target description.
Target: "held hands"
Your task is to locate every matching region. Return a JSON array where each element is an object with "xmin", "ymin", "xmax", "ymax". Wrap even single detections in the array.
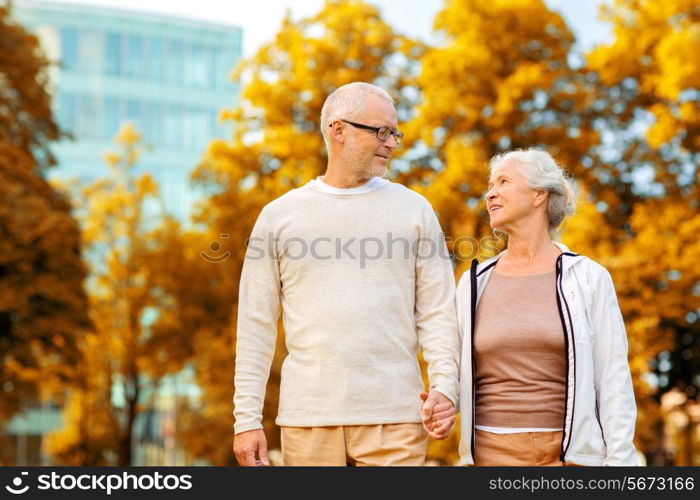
[
  {"xmin": 420, "ymin": 391, "xmax": 456, "ymax": 440},
  {"xmin": 233, "ymin": 429, "xmax": 270, "ymax": 466},
  {"xmin": 232, "ymin": 394, "xmax": 455, "ymax": 464}
]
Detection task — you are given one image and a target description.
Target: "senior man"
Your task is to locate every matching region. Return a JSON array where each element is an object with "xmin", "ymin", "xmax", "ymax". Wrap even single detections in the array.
[{"xmin": 233, "ymin": 82, "xmax": 459, "ymax": 466}]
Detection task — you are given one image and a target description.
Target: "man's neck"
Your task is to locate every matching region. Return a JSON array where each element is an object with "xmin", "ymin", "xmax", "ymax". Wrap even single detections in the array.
[{"xmin": 321, "ymin": 166, "xmax": 373, "ymax": 188}]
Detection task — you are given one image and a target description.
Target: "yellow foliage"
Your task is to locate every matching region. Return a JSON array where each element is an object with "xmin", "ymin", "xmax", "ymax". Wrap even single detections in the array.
[
  {"xmin": 114, "ymin": 121, "xmax": 141, "ymax": 148},
  {"xmin": 0, "ymin": 6, "xmax": 89, "ymax": 434},
  {"xmin": 48, "ymin": 124, "xmax": 194, "ymax": 465},
  {"xmin": 403, "ymin": 0, "xmax": 601, "ymax": 262},
  {"xmin": 588, "ymin": 0, "xmax": 699, "ymax": 152}
]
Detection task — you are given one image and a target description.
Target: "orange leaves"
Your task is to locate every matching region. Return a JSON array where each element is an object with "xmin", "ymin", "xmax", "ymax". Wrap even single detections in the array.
[
  {"xmin": 654, "ymin": 26, "xmax": 700, "ymax": 100},
  {"xmin": 589, "ymin": 0, "xmax": 699, "ymax": 153},
  {"xmin": 46, "ymin": 124, "xmax": 196, "ymax": 464},
  {"xmin": 114, "ymin": 121, "xmax": 141, "ymax": 148},
  {"xmin": 407, "ymin": 0, "xmax": 583, "ymax": 253},
  {"xmin": 135, "ymin": 174, "xmax": 158, "ymax": 198},
  {"xmin": 0, "ymin": 6, "xmax": 60, "ymax": 168},
  {"xmin": 0, "ymin": 138, "xmax": 88, "ymax": 425},
  {"xmin": 561, "ymin": 187, "xmax": 618, "ymax": 258},
  {"xmin": 492, "ymin": 62, "xmax": 554, "ymax": 120}
]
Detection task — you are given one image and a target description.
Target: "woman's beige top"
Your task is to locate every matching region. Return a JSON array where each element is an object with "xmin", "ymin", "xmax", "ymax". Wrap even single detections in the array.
[{"xmin": 474, "ymin": 270, "xmax": 566, "ymax": 429}]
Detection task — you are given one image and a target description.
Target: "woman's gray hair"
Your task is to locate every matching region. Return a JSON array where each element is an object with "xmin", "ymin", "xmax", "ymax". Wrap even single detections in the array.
[
  {"xmin": 489, "ymin": 148, "xmax": 577, "ymax": 233},
  {"xmin": 320, "ymin": 82, "xmax": 394, "ymax": 147}
]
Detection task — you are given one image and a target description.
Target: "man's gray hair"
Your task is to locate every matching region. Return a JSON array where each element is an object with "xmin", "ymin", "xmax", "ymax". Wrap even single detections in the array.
[
  {"xmin": 489, "ymin": 148, "xmax": 577, "ymax": 234},
  {"xmin": 320, "ymin": 82, "xmax": 394, "ymax": 147}
]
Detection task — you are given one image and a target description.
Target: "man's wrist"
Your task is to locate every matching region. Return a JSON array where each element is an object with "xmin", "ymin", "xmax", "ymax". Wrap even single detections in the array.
[
  {"xmin": 429, "ymin": 386, "xmax": 457, "ymax": 406},
  {"xmin": 233, "ymin": 422, "xmax": 264, "ymax": 435}
]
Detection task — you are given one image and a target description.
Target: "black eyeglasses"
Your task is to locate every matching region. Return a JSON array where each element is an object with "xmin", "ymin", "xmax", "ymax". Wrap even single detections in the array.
[{"xmin": 331, "ymin": 119, "xmax": 403, "ymax": 144}]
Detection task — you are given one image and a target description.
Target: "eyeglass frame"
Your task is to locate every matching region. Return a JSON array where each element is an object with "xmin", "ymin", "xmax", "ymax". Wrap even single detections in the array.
[{"xmin": 329, "ymin": 119, "xmax": 403, "ymax": 144}]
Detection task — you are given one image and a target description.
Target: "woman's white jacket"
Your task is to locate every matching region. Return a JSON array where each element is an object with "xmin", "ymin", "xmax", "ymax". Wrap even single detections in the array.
[{"xmin": 456, "ymin": 242, "xmax": 638, "ymax": 466}]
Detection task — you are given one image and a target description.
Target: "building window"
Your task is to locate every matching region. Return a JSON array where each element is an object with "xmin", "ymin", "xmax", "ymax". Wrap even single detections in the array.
[
  {"xmin": 76, "ymin": 95, "xmax": 98, "ymax": 139},
  {"xmin": 165, "ymin": 39, "xmax": 183, "ymax": 85},
  {"xmin": 125, "ymin": 34, "xmax": 143, "ymax": 78},
  {"xmin": 164, "ymin": 104, "xmax": 182, "ymax": 146},
  {"xmin": 125, "ymin": 99, "xmax": 142, "ymax": 131},
  {"xmin": 145, "ymin": 36, "xmax": 164, "ymax": 81},
  {"xmin": 60, "ymin": 27, "xmax": 78, "ymax": 71},
  {"xmin": 184, "ymin": 43, "xmax": 208, "ymax": 88},
  {"xmin": 210, "ymin": 50, "xmax": 222, "ymax": 90},
  {"xmin": 58, "ymin": 93, "xmax": 76, "ymax": 134},
  {"xmin": 102, "ymin": 97, "xmax": 121, "ymax": 140},
  {"xmin": 78, "ymin": 30, "xmax": 101, "ymax": 72},
  {"xmin": 211, "ymin": 113, "xmax": 220, "ymax": 139},
  {"xmin": 105, "ymin": 32, "xmax": 121, "ymax": 76},
  {"xmin": 143, "ymin": 101, "xmax": 162, "ymax": 146}
]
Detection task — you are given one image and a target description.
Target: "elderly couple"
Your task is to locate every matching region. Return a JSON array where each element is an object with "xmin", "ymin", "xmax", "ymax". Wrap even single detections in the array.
[{"xmin": 232, "ymin": 82, "xmax": 638, "ymax": 466}]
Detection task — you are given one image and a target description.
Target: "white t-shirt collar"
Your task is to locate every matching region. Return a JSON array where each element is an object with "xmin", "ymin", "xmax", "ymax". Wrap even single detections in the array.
[{"xmin": 307, "ymin": 176, "xmax": 389, "ymax": 195}]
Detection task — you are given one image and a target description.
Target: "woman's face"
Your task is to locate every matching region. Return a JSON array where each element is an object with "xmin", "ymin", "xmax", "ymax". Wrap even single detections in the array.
[{"xmin": 485, "ymin": 161, "xmax": 541, "ymax": 232}]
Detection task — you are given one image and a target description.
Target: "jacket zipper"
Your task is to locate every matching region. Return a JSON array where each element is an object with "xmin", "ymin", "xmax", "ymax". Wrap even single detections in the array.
[
  {"xmin": 469, "ymin": 258, "xmax": 499, "ymax": 460},
  {"xmin": 595, "ymin": 399, "xmax": 607, "ymax": 448},
  {"xmin": 469, "ymin": 258, "xmax": 478, "ymax": 459},
  {"xmin": 555, "ymin": 253, "xmax": 577, "ymax": 464}
]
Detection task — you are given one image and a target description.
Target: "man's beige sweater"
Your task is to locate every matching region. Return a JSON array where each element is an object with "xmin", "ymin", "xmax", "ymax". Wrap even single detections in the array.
[{"xmin": 233, "ymin": 179, "xmax": 460, "ymax": 434}]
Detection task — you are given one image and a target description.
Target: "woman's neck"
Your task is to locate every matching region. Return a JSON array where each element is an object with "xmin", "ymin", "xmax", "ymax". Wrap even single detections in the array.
[{"xmin": 504, "ymin": 233, "xmax": 558, "ymax": 265}]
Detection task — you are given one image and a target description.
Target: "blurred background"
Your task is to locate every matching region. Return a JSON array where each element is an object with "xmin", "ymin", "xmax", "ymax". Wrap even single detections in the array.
[{"xmin": 0, "ymin": 0, "xmax": 697, "ymax": 466}]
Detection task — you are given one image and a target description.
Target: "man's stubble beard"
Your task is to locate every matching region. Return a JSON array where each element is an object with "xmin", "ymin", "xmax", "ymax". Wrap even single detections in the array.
[{"xmin": 341, "ymin": 142, "xmax": 387, "ymax": 180}]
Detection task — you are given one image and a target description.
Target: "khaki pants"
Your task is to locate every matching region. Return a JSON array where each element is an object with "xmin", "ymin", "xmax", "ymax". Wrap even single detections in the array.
[
  {"xmin": 474, "ymin": 429, "xmax": 568, "ymax": 466},
  {"xmin": 281, "ymin": 423, "xmax": 428, "ymax": 466}
]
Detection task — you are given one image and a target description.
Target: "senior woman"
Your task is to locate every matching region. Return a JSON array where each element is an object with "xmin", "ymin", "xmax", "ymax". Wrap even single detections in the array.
[{"xmin": 453, "ymin": 149, "xmax": 637, "ymax": 466}]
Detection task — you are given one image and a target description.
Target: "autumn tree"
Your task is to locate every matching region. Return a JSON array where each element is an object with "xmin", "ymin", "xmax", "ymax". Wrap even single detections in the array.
[
  {"xmin": 0, "ymin": 4, "xmax": 61, "ymax": 167},
  {"xmin": 46, "ymin": 124, "xmax": 190, "ymax": 465},
  {"xmin": 0, "ymin": 4, "xmax": 88, "ymax": 447},
  {"xmin": 398, "ymin": 0, "xmax": 603, "ymax": 274},
  {"xmin": 570, "ymin": 0, "xmax": 700, "ymax": 465},
  {"xmin": 142, "ymin": 226, "xmax": 242, "ymax": 466}
]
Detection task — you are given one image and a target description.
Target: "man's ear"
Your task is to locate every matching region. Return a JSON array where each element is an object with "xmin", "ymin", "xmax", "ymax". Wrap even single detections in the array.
[{"xmin": 329, "ymin": 121, "xmax": 345, "ymax": 144}]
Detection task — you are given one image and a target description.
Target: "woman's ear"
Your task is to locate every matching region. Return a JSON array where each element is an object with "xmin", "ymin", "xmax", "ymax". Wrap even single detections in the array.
[{"xmin": 534, "ymin": 189, "xmax": 549, "ymax": 208}]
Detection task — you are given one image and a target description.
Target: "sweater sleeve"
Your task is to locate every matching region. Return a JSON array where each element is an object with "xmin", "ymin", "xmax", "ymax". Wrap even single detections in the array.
[
  {"xmin": 233, "ymin": 208, "xmax": 281, "ymax": 434},
  {"xmin": 414, "ymin": 204, "xmax": 460, "ymax": 406}
]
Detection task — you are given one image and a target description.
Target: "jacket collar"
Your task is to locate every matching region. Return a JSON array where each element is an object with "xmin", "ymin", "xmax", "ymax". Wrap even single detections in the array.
[{"xmin": 476, "ymin": 241, "xmax": 585, "ymax": 276}]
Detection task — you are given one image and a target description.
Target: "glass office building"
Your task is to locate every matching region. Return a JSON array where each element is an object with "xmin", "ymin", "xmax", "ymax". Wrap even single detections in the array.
[{"xmin": 14, "ymin": 0, "xmax": 242, "ymax": 218}]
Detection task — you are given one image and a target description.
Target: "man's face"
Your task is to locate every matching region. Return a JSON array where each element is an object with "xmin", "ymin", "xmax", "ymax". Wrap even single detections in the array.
[{"xmin": 340, "ymin": 94, "xmax": 399, "ymax": 179}]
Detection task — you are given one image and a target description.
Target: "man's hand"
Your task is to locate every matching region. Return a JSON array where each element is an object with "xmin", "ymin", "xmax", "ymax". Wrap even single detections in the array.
[
  {"xmin": 233, "ymin": 429, "xmax": 270, "ymax": 466},
  {"xmin": 420, "ymin": 391, "xmax": 456, "ymax": 440}
]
